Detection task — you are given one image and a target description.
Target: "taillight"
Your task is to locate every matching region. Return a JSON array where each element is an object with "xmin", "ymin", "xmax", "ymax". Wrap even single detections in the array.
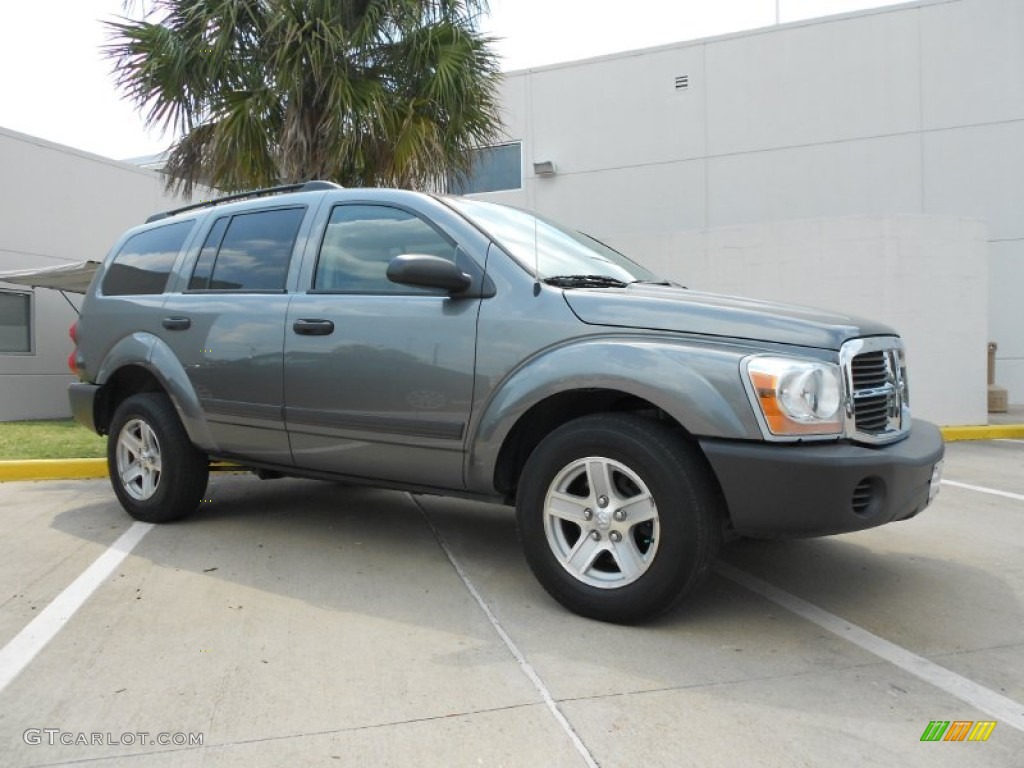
[{"xmin": 68, "ymin": 321, "xmax": 79, "ymax": 375}]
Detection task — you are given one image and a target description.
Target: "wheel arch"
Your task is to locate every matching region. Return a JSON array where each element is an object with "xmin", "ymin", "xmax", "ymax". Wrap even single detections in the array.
[
  {"xmin": 467, "ymin": 337, "xmax": 759, "ymax": 501},
  {"xmin": 94, "ymin": 364, "xmax": 164, "ymax": 435},
  {"xmin": 93, "ymin": 332, "xmax": 217, "ymax": 451},
  {"xmin": 492, "ymin": 388, "xmax": 686, "ymax": 500}
]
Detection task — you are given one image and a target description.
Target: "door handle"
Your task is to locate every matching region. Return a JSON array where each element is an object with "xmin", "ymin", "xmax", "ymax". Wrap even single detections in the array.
[
  {"xmin": 162, "ymin": 316, "xmax": 191, "ymax": 331},
  {"xmin": 293, "ymin": 319, "xmax": 335, "ymax": 336}
]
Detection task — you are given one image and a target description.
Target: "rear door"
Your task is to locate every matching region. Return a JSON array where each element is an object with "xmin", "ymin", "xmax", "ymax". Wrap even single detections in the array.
[
  {"xmin": 161, "ymin": 204, "xmax": 311, "ymax": 462},
  {"xmin": 284, "ymin": 201, "xmax": 482, "ymax": 488}
]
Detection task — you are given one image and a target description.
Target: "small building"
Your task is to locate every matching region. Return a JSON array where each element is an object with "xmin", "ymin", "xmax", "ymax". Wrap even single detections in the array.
[{"xmin": 0, "ymin": 127, "xmax": 193, "ymax": 420}]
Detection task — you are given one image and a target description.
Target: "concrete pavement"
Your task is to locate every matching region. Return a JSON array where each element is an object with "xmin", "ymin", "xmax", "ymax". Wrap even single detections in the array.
[{"xmin": 1, "ymin": 441, "xmax": 1022, "ymax": 766}]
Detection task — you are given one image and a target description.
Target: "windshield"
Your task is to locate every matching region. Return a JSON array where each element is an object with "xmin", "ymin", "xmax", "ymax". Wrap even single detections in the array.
[{"xmin": 444, "ymin": 197, "xmax": 660, "ymax": 283}]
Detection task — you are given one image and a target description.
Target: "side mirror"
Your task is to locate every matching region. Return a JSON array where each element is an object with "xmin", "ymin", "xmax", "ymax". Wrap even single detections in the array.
[{"xmin": 386, "ymin": 254, "xmax": 473, "ymax": 293}]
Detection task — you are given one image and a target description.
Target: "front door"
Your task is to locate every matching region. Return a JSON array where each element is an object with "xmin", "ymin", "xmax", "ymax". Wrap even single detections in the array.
[{"xmin": 284, "ymin": 203, "xmax": 480, "ymax": 488}]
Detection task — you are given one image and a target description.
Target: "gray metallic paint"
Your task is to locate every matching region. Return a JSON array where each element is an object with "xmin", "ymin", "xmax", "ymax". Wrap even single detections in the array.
[
  {"xmin": 158, "ymin": 293, "xmax": 294, "ymax": 463},
  {"xmin": 281, "ymin": 192, "xmax": 488, "ymax": 487},
  {"xmin": 464, "ymin": 334, "xmax": 765, "ymax": 492},
  {"xmin": 564, "ymin": 285, "xmax": 896, "ymax": 351},
  {"xmin": 73, "ymin": 186, "xmax": 941, "ymax": 530},
  {"xmin": 88, "ymin": 331, "xmax": 218, "ymax": 452},
  {"xmin": 146, "ymin": 336, "xmax": 219, "ymax": 451},
  {"xmin": 283, "ymin": 291, "xmax": 479, "ymax": 487},
  {"xmin": 151, "ymin": 195, "xmax": 326, "ymax": 463}
]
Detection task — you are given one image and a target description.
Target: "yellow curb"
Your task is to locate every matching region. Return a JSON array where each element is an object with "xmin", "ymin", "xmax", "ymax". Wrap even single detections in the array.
[
  {"xmin": 0, "ymin": 458, "xmax": 108, "ymax": 482},
  {"xmin": 0, "ymin": 460, "xmax": 243, "ymax": 482},
  {"xmin": 941, "ymin": 424, "xmax": 1024, "ymax": 442}
]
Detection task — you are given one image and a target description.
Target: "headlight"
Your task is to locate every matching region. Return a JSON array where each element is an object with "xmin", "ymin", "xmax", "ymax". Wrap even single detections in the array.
[{"xmin": 743, "ymin": 356, "xmax": 843, "ymax": 438}]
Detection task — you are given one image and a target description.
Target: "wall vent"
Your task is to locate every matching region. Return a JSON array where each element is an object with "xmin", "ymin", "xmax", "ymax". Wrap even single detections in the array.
[{"xmin": 674, "ymin": 74, "xmax": 689, "ymax": 91}]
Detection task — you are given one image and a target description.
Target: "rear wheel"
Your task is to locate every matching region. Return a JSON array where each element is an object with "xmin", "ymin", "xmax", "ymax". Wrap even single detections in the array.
[
  {"xmin": 107, "ymin": 393, "xmax": 208, "ymax": 523},
  {"xmin": 516, "ymin": 414, "xmax": 721, "ymax": 623}
]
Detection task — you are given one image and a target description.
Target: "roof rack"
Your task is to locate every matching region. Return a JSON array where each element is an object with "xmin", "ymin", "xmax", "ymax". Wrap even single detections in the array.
[{"xmin": 146, "ymin": 180, "xmax": 342, "ymax": 223}]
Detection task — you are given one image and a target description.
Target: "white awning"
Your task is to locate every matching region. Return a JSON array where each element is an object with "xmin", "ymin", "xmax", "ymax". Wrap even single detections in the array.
[{"xmin": 0, "ymin": 260, "xmax": 100, "ymax": 294}]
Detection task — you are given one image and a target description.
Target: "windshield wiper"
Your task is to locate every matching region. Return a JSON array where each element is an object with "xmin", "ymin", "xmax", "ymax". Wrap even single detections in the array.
[{"xmin": 543, "ymin": 275, "xmax": 629, "ymax": 288}]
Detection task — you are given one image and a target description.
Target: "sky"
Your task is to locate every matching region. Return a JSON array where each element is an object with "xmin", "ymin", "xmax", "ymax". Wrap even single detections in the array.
[{"xmin": 0, "ymin": 0, "xmax": 897, "ymax": 161}]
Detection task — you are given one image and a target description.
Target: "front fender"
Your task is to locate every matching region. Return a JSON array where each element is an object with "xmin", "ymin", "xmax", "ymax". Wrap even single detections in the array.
[
  {"xmin": 96, "ymin": 332, "xmax": 217, "ymax": 452},
  {"xmin": 465, "ymin": 336, "xmax": 763, "ymax": 491}
]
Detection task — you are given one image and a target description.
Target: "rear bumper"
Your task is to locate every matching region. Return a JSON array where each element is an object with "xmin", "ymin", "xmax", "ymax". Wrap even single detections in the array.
[
  {"xmin": 699, "ymin": 419, "xmax": 944, "ymax": 539},
  {"xmin": 68, "ymin": 382, "xmax": 100, "ymax": 434}
]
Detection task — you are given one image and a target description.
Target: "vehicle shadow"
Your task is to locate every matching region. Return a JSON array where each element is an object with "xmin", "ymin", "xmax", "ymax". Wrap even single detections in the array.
[{"xmin": 48, "ymin": 473, "xmax": 1022, "ymax": 694}]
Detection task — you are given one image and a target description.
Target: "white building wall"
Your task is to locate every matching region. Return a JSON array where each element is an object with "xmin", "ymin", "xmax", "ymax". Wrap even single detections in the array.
[
  {"xmin": 0, "ymin": 127, "xmax": 195, "ymax": 420},
  {"xmin": 481, "ymin": 0, "xmax": 1022, "ymax": 421}
]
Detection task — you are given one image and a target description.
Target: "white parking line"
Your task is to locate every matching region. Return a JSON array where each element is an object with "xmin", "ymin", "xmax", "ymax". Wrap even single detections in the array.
[
  {"xmin": 411, "ymin": 496, "xmax": 599, "ymax": 768},
  {"xmin": 941, "ymin": 479, "xmax": 1024, "ymax": 502},
  {"xmin": 0, "ymin": 522, "xmax": 153, "ymax": 694},
  {"xmin": 717, "ymin": 563, "xmax": 1024, "ymax": 732}
]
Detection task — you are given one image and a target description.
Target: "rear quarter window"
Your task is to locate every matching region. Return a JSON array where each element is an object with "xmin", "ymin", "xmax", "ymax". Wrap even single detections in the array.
[{"xmin": 102, "ymin": 220, "xmax": 195, "ymax": 296}]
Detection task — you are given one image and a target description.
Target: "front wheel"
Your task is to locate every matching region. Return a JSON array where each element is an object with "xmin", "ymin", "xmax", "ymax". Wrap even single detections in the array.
[
  {"xmin": 107, "ymin": 392, "xmax": 209, "ymax": 523},
  {"xmin": 516, "ymin": 414, "xmax": 721, "ymax": 623}
]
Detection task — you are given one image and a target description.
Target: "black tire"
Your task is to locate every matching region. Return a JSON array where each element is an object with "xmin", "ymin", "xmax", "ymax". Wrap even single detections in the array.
[
  {"xmin": 106, "ymin": 392, "xmax": 209, "ymax": 523},
  {"xmin": 516, "ymin": 414, "xmax": 721, "ymax": 623}
]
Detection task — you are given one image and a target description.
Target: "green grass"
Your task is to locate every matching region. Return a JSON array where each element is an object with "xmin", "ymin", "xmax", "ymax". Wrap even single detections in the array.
[{"xmin": 0, "ymin": 419, "xmax": 106, "ymax": 460}]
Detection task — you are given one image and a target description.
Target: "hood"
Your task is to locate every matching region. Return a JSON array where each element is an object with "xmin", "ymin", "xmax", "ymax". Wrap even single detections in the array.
[{"xmin": 562, "ymin": 284, "xmax": 895, "ymax": 351}]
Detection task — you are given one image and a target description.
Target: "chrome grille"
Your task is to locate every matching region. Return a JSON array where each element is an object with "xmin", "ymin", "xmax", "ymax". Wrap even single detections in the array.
[
  {"xmin": 851, "ymin": 351, "xmax": 888, "ymax": 387},
  {"xmin": 851, "ymin": 351, "xmax": 890, "ymax": 432},
  {"xmin": 840, "ymin": 337, "xmax": 910, "ymax": 445},
  {"xmin": 854, "ymin": 392, "xmax": 891, "ymax": 432}
]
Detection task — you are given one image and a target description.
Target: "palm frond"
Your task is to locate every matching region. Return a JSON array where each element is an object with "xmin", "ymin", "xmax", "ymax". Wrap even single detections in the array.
[{"xmin": 108, "ymin": 0, "xmax": 503, "ymax": 193}]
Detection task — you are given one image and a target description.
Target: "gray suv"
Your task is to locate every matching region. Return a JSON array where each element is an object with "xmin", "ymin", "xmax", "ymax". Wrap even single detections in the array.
[{"xmin": 68, "ymin": 181, "xmax": 945, "ymax": 623}]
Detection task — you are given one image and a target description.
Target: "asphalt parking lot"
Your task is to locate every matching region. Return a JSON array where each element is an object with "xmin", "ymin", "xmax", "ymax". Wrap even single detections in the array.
[{"xmin": 1, "ymin": 440, "xmax": 1022, "ymax": 767}]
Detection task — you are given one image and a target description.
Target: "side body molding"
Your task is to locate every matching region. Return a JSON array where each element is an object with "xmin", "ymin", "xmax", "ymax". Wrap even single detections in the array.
[
  {"xmin": 464, "ymin": 336, "xmax": 764, "ymax": 493},
  {"xmin": 95, "ymin": 332, "xmax": 217, "ymax": 452}
]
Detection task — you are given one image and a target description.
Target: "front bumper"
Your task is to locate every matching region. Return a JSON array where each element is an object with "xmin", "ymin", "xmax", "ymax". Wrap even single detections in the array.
[
  {"xmin": 68, "ymin": 382, "xmax": 100, "ymax": 434},
  {"xmin": 699, "ymin": 419, "xmax": 944, "ymax": 539}
]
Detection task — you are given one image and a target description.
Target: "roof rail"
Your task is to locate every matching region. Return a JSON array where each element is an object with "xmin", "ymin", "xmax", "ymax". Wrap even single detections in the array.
[{"xmin": 145, "ymin": 180, "xmax": 342, "ymax": 223}]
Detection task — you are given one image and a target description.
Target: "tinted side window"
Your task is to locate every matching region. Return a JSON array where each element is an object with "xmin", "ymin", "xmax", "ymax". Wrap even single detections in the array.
[
  {"xmin": 188, "ymin": 217, "xmax": 229, "ymax": 290},
  {"xmin": 102, "ymin": 220, "xmax": 194, "ymax": 296},
  {"xmin": 314, "ymin": 205, "xmax": 455, "ymax": 293},
  {"xmin": 203, "ymin": 208, "xmax": 305, "ymax": 291}
]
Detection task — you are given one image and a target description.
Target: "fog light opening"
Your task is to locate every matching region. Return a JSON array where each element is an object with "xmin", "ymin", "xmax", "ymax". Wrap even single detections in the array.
[{"xmin": 851, "ymin": 476, "xmax": 885, "ymax": 517}]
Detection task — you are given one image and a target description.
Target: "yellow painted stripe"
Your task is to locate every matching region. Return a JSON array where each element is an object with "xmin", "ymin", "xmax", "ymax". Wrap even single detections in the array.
[
  {"xmin": 941, "ymin": 424, "xmax": 1024, "ymax": 442},
  {"xmin": 968, "ymin": 721, "xmax": 997, "ymax": 741},
  {"xmin": 0, "ymin": 460, "xmax": 243, "ymax": 483},
  {"xmin": 0, "ymin": 459, "xmax": 107, "ymax": 482}
]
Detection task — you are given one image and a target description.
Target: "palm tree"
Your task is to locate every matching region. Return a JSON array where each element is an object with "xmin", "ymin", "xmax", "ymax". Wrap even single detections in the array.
[{"xmin": 106, "ymin": 0, "xmax": 503, "ymax": 194}]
